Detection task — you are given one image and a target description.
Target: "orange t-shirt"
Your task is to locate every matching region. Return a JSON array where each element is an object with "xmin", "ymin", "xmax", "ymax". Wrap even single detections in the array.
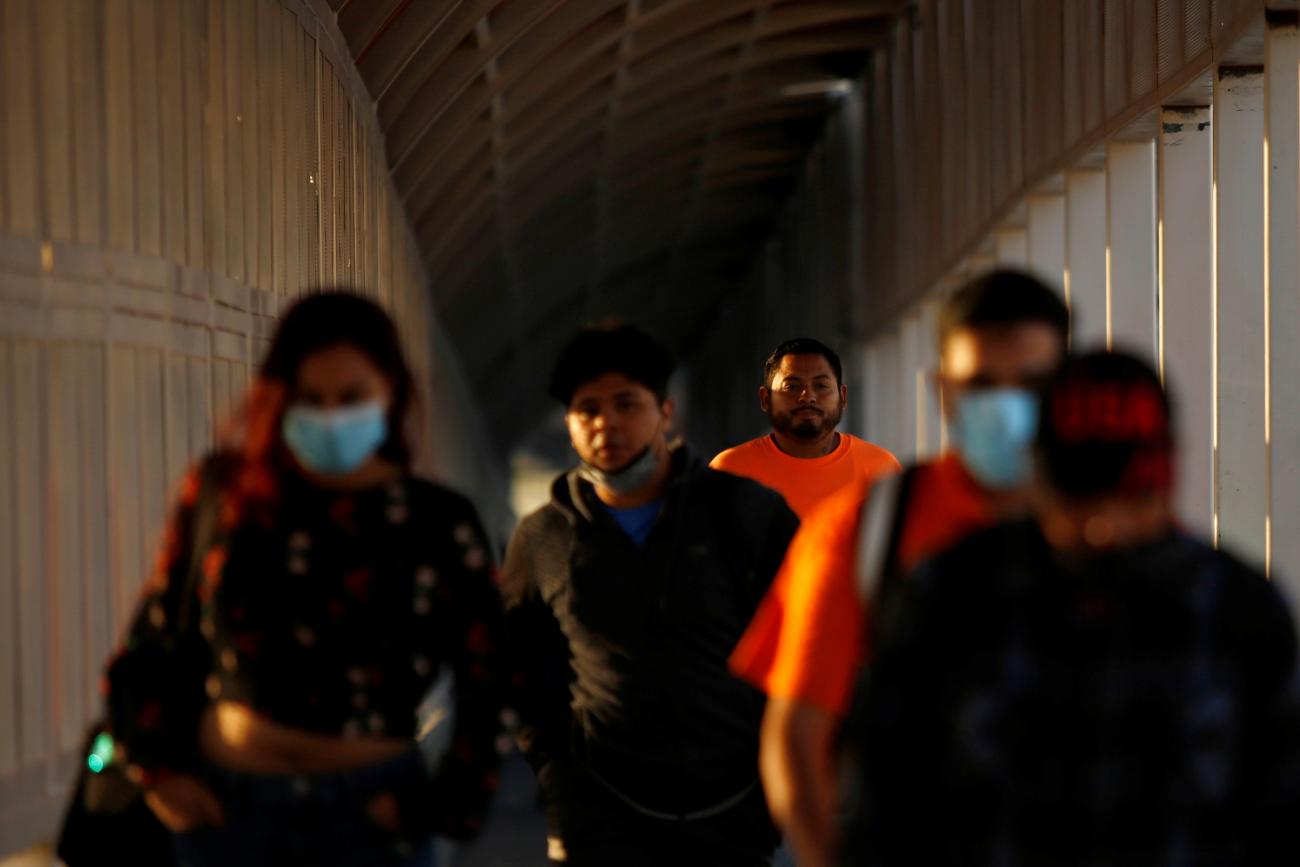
[
  {"xmin": 728, "ymin": 453, "xmax": 996, "ymax": 716},
  {"xmin": 710, "ymin": 433, "xmax": 900, "ymax": 519}
]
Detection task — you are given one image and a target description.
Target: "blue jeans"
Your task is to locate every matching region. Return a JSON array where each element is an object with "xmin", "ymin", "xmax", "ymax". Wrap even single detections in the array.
[{"xmin": 173, "ymin": 749, "xmax": 437, "ymax": 867}]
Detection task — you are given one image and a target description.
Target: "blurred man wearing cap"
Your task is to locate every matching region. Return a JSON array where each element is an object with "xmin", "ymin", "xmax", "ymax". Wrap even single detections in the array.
[{"xmin": 839, "ymin": 350, "xmax": 1300, "ymax": 865}]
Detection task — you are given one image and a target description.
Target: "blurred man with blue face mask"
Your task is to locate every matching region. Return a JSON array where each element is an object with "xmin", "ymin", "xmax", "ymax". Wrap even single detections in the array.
[
  {"xmin": 940, "ymin": 284, "xmax": 1065, "ymax": 499},
  {"xmin": 732, "ymin": 270, "xmax": 1069, "ymax": 867}
]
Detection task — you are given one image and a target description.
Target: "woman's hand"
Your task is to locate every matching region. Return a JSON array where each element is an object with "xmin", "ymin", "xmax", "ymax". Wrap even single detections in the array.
[
  {"xmin": 366, "ymin": 791, "xmax": 402, "ymax": 832},
  {"xmin": 143, "ymin": 774, "xmax": 226, "ymax": 832}
]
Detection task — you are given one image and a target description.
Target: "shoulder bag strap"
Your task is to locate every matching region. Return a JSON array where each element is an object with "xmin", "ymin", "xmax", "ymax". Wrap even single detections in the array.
[
  {"xmin": 853, "ymin": 465, "xmax": 918, "ymax": 607},
  {"xmin": 175, "ymin": 460, "xmax": 224, "ymax": 634}
]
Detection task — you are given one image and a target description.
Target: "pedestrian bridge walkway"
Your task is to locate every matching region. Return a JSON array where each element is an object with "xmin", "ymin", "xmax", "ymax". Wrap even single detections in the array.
[{"xmin": 3, "ymin": 0, "xmax": 1300, "ymax": 862}]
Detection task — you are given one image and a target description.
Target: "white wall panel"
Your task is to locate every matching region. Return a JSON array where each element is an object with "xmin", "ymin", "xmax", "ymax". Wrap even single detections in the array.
[
  {"xmin": 1215, "ymin": 66, "xmax": 1268, "ymax": 565},
  {"xmin": 1107, "ymin": 140, "xmax": 1159, "ymax": 359},
  {"xmin": 1159, "ymin": 106, "xmax": 1216, "ymax": 540},
  {"xmin": 164, "ymin": 354, "xmax": 193, "ymax": 499},
  {"xmin": 77, "ymin": 345, "xmax": 111, "ymax": 721},
  {"xmin": 12, "ymin": 339, "xmax": 47, "ymax": 769},
  {"xmin": 1268, "ymin": 20, "xmax": 1300, "ymax": 590},
  {"xmin": 875, "ymin": 330, "xmax": 903, "ymax": 457},
  {"xmin": 0, "ymin": 338, "xmax": 19, "ymax": 778},
  {"xmin": 49, "ymin": 344, "xmax": 84, "ymax": 753},
  {"xmin": 863, "ymin": 297, "xmax": 945, "ymax": 464},
  {"xmin": 866, "ymin": 339, "xmax": 886, "ymax": 453},
  {"xmin": 995, "ymin": 226, "xmax": 1029, "ymax": 266},
  {"xmin": 899, "ymin": 313, "xmax": 923, "ymax": 463},
  {"xmin": 917, "ymin": 298, "xmax": 945, "ymax": 459},
  {"xmin": 3, "ymin": 1, "xmax": 41, "ymax": 238},
  {"xmin": 107, "ymin": 346, "xmax": 143, "ymax": 633},
  {"xmin": 1065, "ymin": 169, "xmax": 1109, "ymax": 348},
  {"xmin": 136, "ymin": 349, "xmax": 169, "ymax": 578},
  {"xmin": 1027, "ymin": 193, "xmax": 1067, "ymax": 294}
]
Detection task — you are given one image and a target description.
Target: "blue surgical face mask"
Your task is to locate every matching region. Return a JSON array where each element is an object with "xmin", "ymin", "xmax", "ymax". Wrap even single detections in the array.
[
  {"xmin": 282, "ymin": 401, "xmax": 388, "ymax": 476},
  {"xmin": 952, "ymin": 388, "xmax": 1039, "ymax": 490}
]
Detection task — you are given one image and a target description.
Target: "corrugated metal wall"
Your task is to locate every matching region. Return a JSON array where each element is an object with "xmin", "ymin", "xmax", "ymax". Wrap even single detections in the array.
[
  {"xmin": 0, "ymin": 0, "xmax": 509, "ymax": 854},
  {"xmin": 862, "ymin": 0, "xmax": 1258, "ymax": 323}
]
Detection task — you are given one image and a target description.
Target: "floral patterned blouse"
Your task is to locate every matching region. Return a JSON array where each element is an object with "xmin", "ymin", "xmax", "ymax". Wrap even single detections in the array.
[{"xmin": 104, "ymin": 453, "xmax": 505, "ymax": 838}]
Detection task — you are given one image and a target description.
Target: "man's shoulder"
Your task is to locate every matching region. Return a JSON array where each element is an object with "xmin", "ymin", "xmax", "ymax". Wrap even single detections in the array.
[
  {"xmin": 1200, "ymin": 537, "xmax": 1267, "ymax": 581},
  {"xmin": 844, "ymin": 434, "xmax": 901, "ymax": 467},
  {"xmin": 695, "ymin": 461, "xmax": 793, "ymax": 519},
  {"xmin": 1194, "ymin": 537, "xmax": 1287, "ymax": 612},
  {"xmin": 700, "ymin": 459, "xmax": 780, "ymax": 494},
  {"xmin": 709, "ymin": 436, "xmax": 770, "ymax": 470},
  {"xmin": 512, "ymin": 501, "xmax": 573, "ymax": 547}
]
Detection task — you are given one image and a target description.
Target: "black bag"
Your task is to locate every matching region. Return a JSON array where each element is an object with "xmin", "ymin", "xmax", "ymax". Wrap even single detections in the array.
[
  {"xmin": 54, "ymin": 726, "xmax": 178, "ymax": 866},
  {"xmin": 55, "ymin": 461, "xmax": 222, "ymax": 867}
]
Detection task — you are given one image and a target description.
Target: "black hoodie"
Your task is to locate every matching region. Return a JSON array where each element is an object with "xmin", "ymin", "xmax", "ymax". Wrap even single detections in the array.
[{"xmin": 501, "ymin": 445, "xmax": 798, "ymax": 817}]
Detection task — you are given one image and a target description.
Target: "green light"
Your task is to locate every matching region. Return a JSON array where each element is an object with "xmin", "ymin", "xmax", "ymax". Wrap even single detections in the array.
[{"xmin": 87, "ymin": 732, "xmax": 115, "ymax": 773}]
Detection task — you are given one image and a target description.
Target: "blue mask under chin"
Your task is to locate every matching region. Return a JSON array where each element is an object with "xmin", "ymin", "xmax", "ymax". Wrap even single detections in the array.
[
  {"xmin": 952, "ymin": 388, "xmax": 1039, "ymax": 490},
  {"xmin": 282, "ymin": 401, "xmax": 388, "ymax": 476}
]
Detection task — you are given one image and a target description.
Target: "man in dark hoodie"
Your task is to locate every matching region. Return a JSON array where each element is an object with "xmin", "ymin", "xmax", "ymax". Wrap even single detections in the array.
[{"xmin": 501, "ymin": 323, "xmax": 800, "ymax": 866}]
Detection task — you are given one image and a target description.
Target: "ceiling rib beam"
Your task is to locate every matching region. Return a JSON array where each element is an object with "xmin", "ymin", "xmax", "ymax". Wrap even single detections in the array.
[{"xmin": 588, "ymin": 0, "xmax": 642, "ymax": 309}]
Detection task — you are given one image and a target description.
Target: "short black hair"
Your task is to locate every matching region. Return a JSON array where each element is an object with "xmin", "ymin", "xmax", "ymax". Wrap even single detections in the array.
[
  {"xmin": 939, "ymin": 269, "xmax": 1071, "ymax": 347},
  {"xmin": 548, "ymin": 323, "xmax": 675, "ymax": 406},
  {"xmin": 763, "ymin": 338, "xmax": 843, "ymax": 388}
]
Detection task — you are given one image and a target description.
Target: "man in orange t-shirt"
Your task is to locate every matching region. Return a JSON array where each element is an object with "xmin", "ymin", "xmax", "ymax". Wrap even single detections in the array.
[
  {"xmin": 711, "ymin": 338, "xmax": 899, "ymax": 519},
  {"xmin": 731, "ymin": 271, "xmax": 1071, "ymax": 867}
]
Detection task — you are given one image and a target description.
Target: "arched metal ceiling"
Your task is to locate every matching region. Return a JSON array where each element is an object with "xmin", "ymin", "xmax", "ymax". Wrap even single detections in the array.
[{"xmin": 328, "ymin": 0, "xmax": 905, "ymax": 450}]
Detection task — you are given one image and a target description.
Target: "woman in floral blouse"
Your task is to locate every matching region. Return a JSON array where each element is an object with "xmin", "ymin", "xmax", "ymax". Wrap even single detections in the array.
[{"xmin": 104, "ymin": 290, "xmax": 505, "ymax": 866}]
